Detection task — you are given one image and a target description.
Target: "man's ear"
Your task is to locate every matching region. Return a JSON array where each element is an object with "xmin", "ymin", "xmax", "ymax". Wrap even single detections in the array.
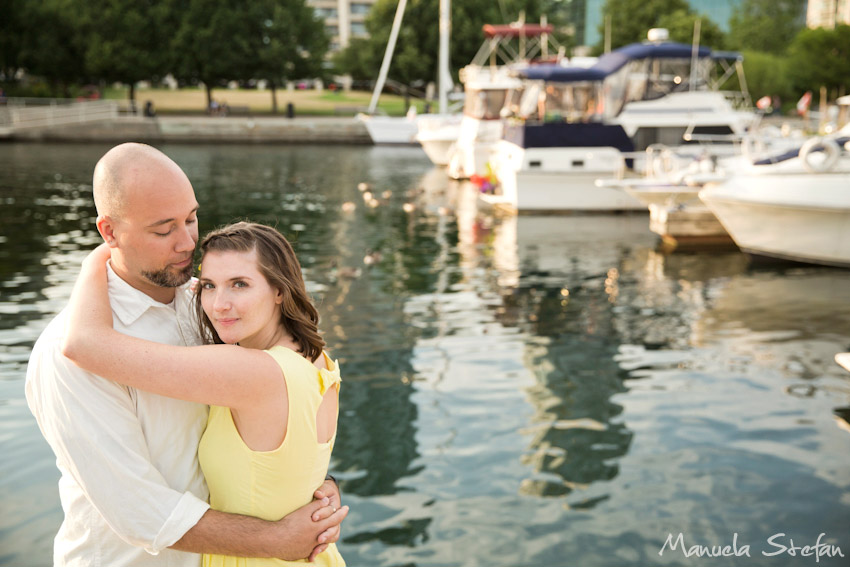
[{"xmin": 96, "ymin": 215, "xmax": 119, "ymax": 248}]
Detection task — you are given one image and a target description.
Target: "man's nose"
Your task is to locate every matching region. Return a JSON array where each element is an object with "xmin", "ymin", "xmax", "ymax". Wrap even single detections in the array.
[{"xmin": 174, "ymin": 224, "xmax": 196, "ymax": 253}]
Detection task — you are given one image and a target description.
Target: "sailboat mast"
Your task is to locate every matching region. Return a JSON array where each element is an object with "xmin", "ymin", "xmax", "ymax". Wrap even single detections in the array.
[
  {"xmin": 368, "ymin": 0, "xmax": 408, "ymax": 115},
  {"xmin": 438, "ymin": 0, "xmax": 450, "ymax": 114}
]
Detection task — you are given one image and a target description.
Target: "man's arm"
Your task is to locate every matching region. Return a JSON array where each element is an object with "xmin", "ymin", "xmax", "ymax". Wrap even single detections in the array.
[{"xmin": 172, "ymin": 501, "xmax": 349, "ymax": 560}]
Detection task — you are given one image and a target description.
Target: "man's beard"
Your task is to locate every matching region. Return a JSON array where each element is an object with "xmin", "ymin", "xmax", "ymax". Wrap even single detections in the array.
[{"xmin": 142, "ymin": 263, "xmax": 194, "ymax": 288}]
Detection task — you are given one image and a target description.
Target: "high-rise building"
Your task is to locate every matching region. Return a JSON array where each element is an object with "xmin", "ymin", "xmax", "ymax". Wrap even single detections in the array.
[
  {"xmin": 309, "ymin": 0, "xmax": 377, "ymax": 52},
  {"xmin": 807, "ymin": 0, "xmax": 850, "ymax": 28}
]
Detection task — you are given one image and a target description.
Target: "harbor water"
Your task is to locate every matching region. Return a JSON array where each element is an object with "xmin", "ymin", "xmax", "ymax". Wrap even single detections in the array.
[{"xmin": 1, "ymin": 143, "xmax": 849, "ymax": 566}]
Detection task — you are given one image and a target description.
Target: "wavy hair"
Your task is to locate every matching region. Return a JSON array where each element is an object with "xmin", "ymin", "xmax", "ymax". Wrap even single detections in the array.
[{"xmin": 194, "ymin": 222, "xmax": 325, "ymax": 361}]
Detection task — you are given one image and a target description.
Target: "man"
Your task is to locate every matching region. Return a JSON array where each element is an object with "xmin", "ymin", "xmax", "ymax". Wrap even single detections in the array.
[{"xmin": 26, "ymin": 143, "xmax": 347, "ymax": 566}]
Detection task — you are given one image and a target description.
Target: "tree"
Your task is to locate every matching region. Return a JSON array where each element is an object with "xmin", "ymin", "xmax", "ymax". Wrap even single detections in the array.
[
  {"xmin": 250, "ymin": 0, "xmax": 329, "ymax": 114},
  {"xmin": 596, "ymin": 0, "xmax": 693, "ymax": 51},
  {"xmin": 740, "ymin": 50, "xmax": 793, "ymax": 102},
  {"xmin": 78, "ymin": 0, "xmax": 177, "ymax": 103},
  {"xmin": 0, "ymin": 0, "xmax": 27, "ymax": 82},
  {"xmin": 727, "ymin": 0, "xmax": 806, "ymax": 54},
  {"xmin": 18, "ymin": 0, "xmax": 89, "ymax": 97},
  {"xmin": 657, "ymin": 9, "xmax": 725, "ymax": 49},
  {"xmin": 787, "ymin": 25, "xmax": 850, "ymax": 97},
  {"xmin": 332, "ymin": 38, "xmax": 378, "ymax": 81},
  {"xmin": 171, "ymin": 1, "xmax": 258, "ymax": 109},
  {"xmin": 334, "ymin": 0, "xmax": 547, "ymax": 87}
]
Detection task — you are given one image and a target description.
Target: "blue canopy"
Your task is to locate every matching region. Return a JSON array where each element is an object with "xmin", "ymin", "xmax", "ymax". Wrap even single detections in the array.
[{"xmin": 519, "ymin": 41, "xmax": 713, "ymax": 83}]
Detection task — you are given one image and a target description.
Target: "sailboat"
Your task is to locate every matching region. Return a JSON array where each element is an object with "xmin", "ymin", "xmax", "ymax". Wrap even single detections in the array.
[{"xmin": 357, "ymin": 0, "xmax": 455, "ymax": 145}]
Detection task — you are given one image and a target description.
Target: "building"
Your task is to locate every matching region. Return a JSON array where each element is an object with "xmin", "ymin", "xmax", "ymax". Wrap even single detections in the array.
[
  {"xmin": 570, "ymin": 0, "xmax": 743, "ymax": 48},
  {"xmin": 309, "ymin": 0, "xmax": 377, "ymax": 52},
  {"xmin": 807, "ymin": 0, "xmax": 850, "ymax": 28}
]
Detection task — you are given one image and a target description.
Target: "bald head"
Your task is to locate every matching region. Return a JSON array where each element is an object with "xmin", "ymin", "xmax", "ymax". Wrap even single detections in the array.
[{"xmin": 93, "ymin": 143, "xmax": 189, "ymax": 220}]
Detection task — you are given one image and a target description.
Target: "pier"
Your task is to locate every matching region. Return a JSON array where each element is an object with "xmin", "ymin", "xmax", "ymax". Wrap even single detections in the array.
[{"xmin": 0, "ymin": 99, "xmax": 373, "ymax": 144}]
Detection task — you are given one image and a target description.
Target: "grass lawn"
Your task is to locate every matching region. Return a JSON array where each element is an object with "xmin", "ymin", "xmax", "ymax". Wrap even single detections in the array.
[{"xmin": 105, "ymin": 86, "xmax": 427, "ymax": 117}]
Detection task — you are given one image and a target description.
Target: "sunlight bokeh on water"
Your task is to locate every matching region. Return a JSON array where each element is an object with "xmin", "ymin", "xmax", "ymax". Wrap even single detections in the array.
[{"xmin": 1, "ymin": 143, "xmax": 848, "ymax": 566}]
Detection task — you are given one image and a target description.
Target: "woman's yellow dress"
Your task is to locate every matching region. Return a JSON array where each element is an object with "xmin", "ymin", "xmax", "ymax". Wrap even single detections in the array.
[{"xmin": 199, "ymin": 346, "xmax": 345, "ymax": 566}]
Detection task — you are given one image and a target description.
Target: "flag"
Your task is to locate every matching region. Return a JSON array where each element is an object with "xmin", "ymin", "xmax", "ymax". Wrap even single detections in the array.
[
  {"xmin": 756, "ymin": 95, "xmax": 772, "ymax": 110},
  {"xmin": 797, "ymin": 91, "xmax": 812, "ymax": 115}
]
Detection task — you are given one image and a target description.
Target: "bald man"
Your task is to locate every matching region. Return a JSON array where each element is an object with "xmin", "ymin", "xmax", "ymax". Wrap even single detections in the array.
[{"xmin": 26, "ymin": 143, "xmax": 346, "ymax": 567}]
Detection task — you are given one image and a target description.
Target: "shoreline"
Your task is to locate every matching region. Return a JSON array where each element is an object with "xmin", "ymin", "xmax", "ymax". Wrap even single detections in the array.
[{"xmin": 3, "ymin": 115, "xmax": 376, "ymax": 145}]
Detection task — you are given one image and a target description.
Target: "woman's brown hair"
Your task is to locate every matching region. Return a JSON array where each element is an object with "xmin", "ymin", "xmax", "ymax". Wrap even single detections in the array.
[{"xmin": 194, "ymin": 221, "xmax": 325, "ymax": 361}]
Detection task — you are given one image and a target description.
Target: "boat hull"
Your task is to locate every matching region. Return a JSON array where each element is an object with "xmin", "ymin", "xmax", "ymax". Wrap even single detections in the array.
[
  {"xmin": 700, "ymin": 174, "xmax": 850, "ymax": 267},
  {"xmin": 491, "ymin": 143, "xmax": 646, "ymax": 212},
  {"xmin": 357, "ymin": 114, "xmax": 419, "ymax": 145}
]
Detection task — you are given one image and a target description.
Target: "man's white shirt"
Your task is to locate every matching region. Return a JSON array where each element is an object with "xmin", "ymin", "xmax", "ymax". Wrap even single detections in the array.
[{"xmin": 26, "ymin": 262, "xmax": 210, "ymax": 567}]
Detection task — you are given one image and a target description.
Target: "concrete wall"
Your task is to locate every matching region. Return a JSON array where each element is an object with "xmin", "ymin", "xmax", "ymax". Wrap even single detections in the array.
[{"xmin": 7, "ymin": 115, "xmax": 373, "ymax": 145}]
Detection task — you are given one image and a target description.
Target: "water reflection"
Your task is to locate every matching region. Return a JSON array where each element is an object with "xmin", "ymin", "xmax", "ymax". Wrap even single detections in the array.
[{"xmin": 1, "ymin": 144, "xmax": 849, "ymax": 567}]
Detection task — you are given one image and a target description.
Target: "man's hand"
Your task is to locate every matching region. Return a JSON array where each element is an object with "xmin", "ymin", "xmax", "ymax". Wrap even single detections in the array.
[
  {"xmin": 274, "ymin": 497, "xmax": 349, "ymax": 561},
  {"xmin": 307, "ymin": 478, "xmax": 347, "ymax": 561}
]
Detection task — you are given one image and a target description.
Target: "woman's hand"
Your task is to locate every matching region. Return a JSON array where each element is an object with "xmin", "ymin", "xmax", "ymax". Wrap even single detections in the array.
[{"xmin": 83, "ymin": 242, "xmax": 112, "ymax": 269}]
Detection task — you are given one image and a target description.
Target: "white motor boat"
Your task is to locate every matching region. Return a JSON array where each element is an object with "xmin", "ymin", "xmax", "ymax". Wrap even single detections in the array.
[
  {"xmin": 438, "ymin": 22, "xmax": 571, "ymax": 179},
  {"xmin": 699, "ymin": 133, "xmax": 850, "ymax": 267},
  {"xmin": 485, "ymin": 30, "xmax": 757, "ymax": 213},
  {"xmin": 415, "ymin": 113, "xmax": 463, "ymax": 165}
]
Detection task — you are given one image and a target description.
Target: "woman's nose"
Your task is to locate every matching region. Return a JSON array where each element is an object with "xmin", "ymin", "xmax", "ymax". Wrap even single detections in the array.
[{"xmin": 213, "ymin": 292, "xmax": 230, "ymax": 312}]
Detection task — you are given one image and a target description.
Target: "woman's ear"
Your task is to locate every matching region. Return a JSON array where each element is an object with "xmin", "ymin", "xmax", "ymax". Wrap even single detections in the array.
[{"xmin": 275, "ymin": 287, "xmax": 284, "ymax": 305}]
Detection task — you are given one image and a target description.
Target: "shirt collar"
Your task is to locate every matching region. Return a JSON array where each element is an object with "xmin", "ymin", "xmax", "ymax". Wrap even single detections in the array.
[{"xmin": 107, "ymin": 261, "xmax": 195, "ymax": 326}]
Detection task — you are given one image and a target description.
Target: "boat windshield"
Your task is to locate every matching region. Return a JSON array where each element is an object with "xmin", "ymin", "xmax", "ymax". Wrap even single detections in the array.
[
  {"xmin": 503, "ymin": 81, "xmax": 606, "ymax": 123},
  {"xmin": 464, "ymin": 88, "xmax": 509, "ymax": 120},
  {"xmin": 610, "ymin": 57, "xmax": 714, "ymax": 103}
]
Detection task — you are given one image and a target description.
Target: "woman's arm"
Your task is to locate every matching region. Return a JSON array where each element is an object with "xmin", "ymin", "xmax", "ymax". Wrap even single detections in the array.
[{"xmin": 61, "ymin": 246, "xmax": 282, "ymax": 409}]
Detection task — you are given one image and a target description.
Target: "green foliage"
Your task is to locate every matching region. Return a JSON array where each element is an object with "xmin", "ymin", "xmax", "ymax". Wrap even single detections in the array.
[
  {"xmin": 249, "ymin": 0, "xmax": 328, "ymax": 86},
  {"xmin": 18, "ymin": 0, "xmax": 89, "ymax": 96},
  {"xmin": 657, "ymin": 9, "xmax": 725, "ymax": 50},
  {"xmin": 78, "ymin": 0, "xmax": 177, "ymax": 101},
  {"xmin": 334, "ymin": 0, "xmax": 549, "ymax": 86},
  {"xmin": 739, "ymin": 50, "xmax": 793, "ymax": 102},
  {"xmin": 331, "ymin": 38, "xmax": 377, "ymax": 81},
  {"xmin": 727, "ymin": 0, "xmax": 806, "ymax": 54},
  {"xmin": 597, "ymin": 0, "xmax": 696, "ymax": 51},
  {"xmin": 787, "ymin": 25, "xmax": 850, "ymax": 96},
  {"xmin": 0, "ymin": 0, "xmax": 28, "ymax": 80}
]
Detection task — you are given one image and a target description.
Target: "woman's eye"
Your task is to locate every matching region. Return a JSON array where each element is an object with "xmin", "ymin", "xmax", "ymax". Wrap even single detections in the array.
[
  {"xmin": 234, "ymin": 281, "xmax": 247, "ymax": 288},
  {"xmin": 200, "ymin": 282, "xmax": 214, "ymax": 290}
]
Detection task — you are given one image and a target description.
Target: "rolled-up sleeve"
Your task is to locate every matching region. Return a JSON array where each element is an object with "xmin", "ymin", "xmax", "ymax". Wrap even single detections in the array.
[{"xmin": 26, "ymin": 336, "xmax": 210, "ymax": 554}]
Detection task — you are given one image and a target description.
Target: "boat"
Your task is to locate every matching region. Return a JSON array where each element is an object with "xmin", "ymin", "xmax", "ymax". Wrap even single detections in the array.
[
  {"xmin": 415, "ymin": 112, "xmax": 463, "ymax": 165},
  {"xmin": 699, "ymin": 131, "xmax": 850, "ymax": 267},
  {"xmin": 358, "ymin": 107, "xmax": 421, "ymax": 145},
  {"xmin": 439, "ymin": 21, "xmax": 570, "ymax": 178},
  {"xmin": 358, "ymin": 0, "xmax": 457, "ymax": 146},
  {"xmin": 484, "ymin": 29, "xmax": 756, "ymax": 213}
]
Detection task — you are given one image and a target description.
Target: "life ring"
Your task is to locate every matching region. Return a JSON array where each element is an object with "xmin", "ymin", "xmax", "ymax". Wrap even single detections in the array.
[{"xmin": 799, "ymin": 137, "xmax": 841, "ymax": 173}]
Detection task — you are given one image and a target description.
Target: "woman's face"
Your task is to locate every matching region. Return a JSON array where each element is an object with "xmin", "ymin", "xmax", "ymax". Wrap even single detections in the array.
[{"xmin": 199, "ymin": 248, "xmax": 283, "ymax": 349}]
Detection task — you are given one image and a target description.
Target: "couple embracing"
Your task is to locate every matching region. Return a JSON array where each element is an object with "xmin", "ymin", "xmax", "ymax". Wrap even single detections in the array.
[{"xmin": 27, "ymin": 143, "xmax": 349, "ymax": 566}]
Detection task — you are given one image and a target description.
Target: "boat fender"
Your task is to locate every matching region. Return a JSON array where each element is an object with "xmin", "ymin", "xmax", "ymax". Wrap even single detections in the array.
[{"xmin": 799, "ymin": 137, "xmax": 841, "ymax": 173}]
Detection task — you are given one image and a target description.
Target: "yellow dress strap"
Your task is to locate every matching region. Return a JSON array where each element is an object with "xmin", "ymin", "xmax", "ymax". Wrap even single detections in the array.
[{"xmin": 318, "ymin": 351, "xmax": 342, "ymax": 395}]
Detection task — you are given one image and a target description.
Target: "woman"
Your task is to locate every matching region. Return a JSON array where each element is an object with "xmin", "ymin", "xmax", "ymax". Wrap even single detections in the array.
[{"xmin": 63, "ymin": 222, "xmax": 346, "ymax": 567}]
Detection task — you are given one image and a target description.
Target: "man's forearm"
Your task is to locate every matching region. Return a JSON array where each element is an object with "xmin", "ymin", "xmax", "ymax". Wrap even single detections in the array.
[
  {"xmin": 171, "ymin": 509, "xmax": 285, "ymax": 558},
  {"xmin": 171, "ymin": 497, "xmax": 345, "ymax": 560}
]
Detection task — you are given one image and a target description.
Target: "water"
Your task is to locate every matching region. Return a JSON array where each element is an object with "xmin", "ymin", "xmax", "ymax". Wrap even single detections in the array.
[{"xmin": 1, "ymin": 143, "xmax": 849, "ymax": 566}]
